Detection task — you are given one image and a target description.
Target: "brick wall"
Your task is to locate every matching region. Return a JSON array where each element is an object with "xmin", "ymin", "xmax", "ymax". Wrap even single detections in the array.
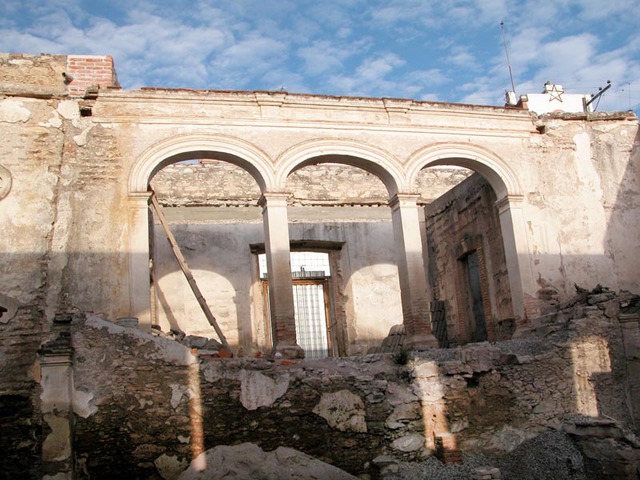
[
  {"xmin": 66, "ymin": 55, "xmax": 120, "ymax": 97},
  {"xmin": 425, "ymin": 173, "xmax": 514, "ymax": 346}
]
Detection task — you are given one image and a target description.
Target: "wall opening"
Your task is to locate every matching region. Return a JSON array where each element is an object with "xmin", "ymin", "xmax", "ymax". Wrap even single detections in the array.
[
  {"xmin": 421, "ymin": 170, "xmax": 515, "ymax": 346},
  {"xmin": 259, "ymin": 251, "xmax": 336, "ymax": 358},
  {"xmin": 149, "ymin": 158, "xmax": 263, "ymax": 345},
  {"xmin": 462, "ymin": 250, "xmax": 488, "ymax": 343}
]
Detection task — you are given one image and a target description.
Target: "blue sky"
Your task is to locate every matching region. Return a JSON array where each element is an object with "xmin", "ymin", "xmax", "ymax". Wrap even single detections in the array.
[{"xmin": 2, "ymin": 0, "xmax": 639, "ymax": 112}]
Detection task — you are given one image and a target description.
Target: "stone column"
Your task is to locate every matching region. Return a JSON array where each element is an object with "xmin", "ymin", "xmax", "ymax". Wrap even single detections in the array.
[
  {"xmin": 39, "ymin": 316, "xmax": 74, "ymax": 479},
  {"xmin": 259, "ymin": 193, "xmax": 304, "ymax": 359},
  {"xmin": 128, "ymin": 192, "xmax": 152, "ymax": 331},
  {"xmin": 495, "ymin": 195, "xmax": 535, "ymax": 334},
  {"xmin": 389, "ymin": 194, "xmax": 438, "ymax": 349}
]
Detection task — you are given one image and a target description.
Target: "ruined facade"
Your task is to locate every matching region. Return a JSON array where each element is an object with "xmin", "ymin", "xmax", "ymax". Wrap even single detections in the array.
[{"xmin": 1, "ymin": 53, "xmax": 639, "ymax": 479}]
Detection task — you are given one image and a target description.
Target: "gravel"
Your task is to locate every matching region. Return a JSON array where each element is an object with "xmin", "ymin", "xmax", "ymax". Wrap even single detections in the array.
[{"xmin": 384, "ymin": 431, "xmax": 586, "ymax": 480}]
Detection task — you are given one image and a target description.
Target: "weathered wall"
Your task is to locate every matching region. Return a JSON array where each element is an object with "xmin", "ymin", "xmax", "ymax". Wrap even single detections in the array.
[
  {"xmin": 151, "ymin": 212, "xmax": 403, "ymax": 355},
  {"xmin": 62, "ymin": 290, "xmax": 636, "ymax": 479},
  {"xmin": 425, "ymin": 173, "xmax": 514, "ymax": 346},
  {"xmin": 0, "ymin": 60, "xmax": 68, "ymax": 479},
  {"xmin": 521, "ymin": 115, "xmax": 640, "ymax": 306},
  {"xmin": 0, "ymin": 55, "xmax": 129, "ymax": 480},
  {"xmin": 0, "ymin": 56, "xmax": 131, "ymax": 323}
]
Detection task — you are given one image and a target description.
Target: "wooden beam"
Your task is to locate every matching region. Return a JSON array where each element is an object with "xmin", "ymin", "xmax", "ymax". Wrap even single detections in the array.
[{"xmin": 150, "ymin": 192, "xmax": 230, "ymax": 348}]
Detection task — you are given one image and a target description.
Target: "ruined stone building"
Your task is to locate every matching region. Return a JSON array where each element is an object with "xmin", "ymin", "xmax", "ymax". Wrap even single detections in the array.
[{"xmin": 1, "ymin": 53, "xmax": 639, "ymax": 479}]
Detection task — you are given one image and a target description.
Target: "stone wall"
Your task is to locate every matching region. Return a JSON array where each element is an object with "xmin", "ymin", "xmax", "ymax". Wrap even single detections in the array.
[
  {"xmin": 50, "ymin": 290, "xmax": 637, "ymax": 479},
  {"xmin": 425, "ymin": 174, "xmax": 514, "ymax": 346},
  {"xmin": 151, "ymin": 161, "xmax": 472, "ymax": 206}
]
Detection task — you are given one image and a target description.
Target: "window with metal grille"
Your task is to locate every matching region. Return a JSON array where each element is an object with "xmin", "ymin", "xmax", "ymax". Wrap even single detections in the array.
[
  {"xmin": 258, "ymin": 251, "xmax": 331, "ymax": 279},
  {"xmin": 259, "ymin": 252, "xmax": 333, "ymax": 358}
]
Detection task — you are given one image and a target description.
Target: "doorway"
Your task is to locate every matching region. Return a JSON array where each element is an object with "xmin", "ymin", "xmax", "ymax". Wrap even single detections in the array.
[
  {"xmin": 259, "ymin": 251, "xmax": 336, "ymax": 358},
  {"xmin": 464, "ymin": 251, "xmax": 488, "ymax": 342}
]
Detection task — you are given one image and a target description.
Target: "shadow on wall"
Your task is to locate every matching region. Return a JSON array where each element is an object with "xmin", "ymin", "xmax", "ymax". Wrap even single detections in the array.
[
  {"xmin": 151, "ymin": 220, "xmax": 404, "ymax": 356},
  {"xmin": 31, "ymin": 291, "xmax": 637, "ymax": 480}
]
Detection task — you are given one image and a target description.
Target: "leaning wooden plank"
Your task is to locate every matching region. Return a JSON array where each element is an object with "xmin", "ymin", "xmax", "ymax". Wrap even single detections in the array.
[{"xmin": 149, "ymin": 192, "xmax": 230, "ymax": 348}]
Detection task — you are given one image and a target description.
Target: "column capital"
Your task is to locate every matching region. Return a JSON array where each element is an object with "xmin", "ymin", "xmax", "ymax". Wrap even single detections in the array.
[
  {"xmin": 128, "ymin": 191, "xmax": 152, "ymax": 208},
  {"xmin": 495, "ymin": 194, "xmax": 525, "ymax": 214},
  {"xmin": 388, "ymin": 193, "xmax": 421, "ymax": 210},
  {"xmin": 128, "ymin": 191, "xmax": 152, "ymax": 200},
  {"xmin": 258, "ymin": 192, "xmax": 290, "ymax": 209}
]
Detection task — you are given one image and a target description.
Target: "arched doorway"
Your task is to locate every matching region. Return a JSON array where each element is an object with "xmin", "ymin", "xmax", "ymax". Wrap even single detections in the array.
[
  {"xmin": 407, "ymin": 143, "xmax": 532, "ymax": 339},
  {"xmin": 127, "ymin": 135, "xmax": 275, "ymax": 341},
  {"xmin": 277, "ymin": 140, "xmax": 439, "ymax": 351}
]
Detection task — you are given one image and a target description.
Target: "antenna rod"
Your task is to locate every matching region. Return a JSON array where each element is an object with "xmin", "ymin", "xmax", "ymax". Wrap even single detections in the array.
[
  {"xmin": 585, "ymin": 80, "xmax": 612, "ymax": 108},
  {"xmin": 501, "ymin": 21, "xmax": 516, "ymax": 94}
]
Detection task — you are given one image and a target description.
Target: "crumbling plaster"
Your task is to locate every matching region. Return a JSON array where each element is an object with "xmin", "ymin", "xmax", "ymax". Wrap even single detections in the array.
[
  {"xmin": 2, "ymin": 72, "xmax": 636, "ymax": 326},
  {"xmin": 63, "ymin": 293, "xmax": 637, "ymax": 478},
  {"xmin": 1, "ymin": 53, "xmax": 640, "ymax": 480},
  {"xmin": 94, "ymin": 89, "xmax": 638, "ymax": 325}
]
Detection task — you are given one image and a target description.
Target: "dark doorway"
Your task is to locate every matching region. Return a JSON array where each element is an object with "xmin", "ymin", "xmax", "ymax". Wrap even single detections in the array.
[{"xmin": 465, "ymin": 251, "xmax": 488, "ymax": 342}]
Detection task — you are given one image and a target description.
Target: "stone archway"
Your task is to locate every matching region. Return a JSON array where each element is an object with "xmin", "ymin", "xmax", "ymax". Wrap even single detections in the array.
[
  {"xmin": 276, "ymin": 139, "xmax": 438, "ymax": 349},
  {"xmin": 407, "ymin": 143, "xmax": 533, "ymax": 331},
  {"xmin": 127, "ymin": 135, "xmax": 275, "ymax": 331}
]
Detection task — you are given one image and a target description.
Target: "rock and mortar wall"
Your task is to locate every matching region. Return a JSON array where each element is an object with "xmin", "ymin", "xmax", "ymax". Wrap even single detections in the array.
[
  {"xmin": 41, "ymin": 288, "xmax": 637, "ymax": 479},
  {"xmin": 151, "ymin": 161, "xmax": 472, "ymax": 207}
]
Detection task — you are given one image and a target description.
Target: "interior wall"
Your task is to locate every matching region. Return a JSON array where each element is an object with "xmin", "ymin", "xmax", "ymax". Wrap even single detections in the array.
[{"xmin": 152, "ymin": 206, "xmax": 404, "ymax": 356}]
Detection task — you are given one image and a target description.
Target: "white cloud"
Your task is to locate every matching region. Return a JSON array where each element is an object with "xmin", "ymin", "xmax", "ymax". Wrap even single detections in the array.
[
  {"xmin": 0, "ymin": 0, "xmax": 637, "ymax": 113},
  {"xmin": 298, "ymin": 41, "xmax": 347, "ymax": 76}
]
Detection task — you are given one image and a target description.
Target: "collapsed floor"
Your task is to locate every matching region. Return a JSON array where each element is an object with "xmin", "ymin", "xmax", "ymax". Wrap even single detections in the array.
[{"xmin": 19, "ymin": 287, "xmax": 636, "ymax": 479}]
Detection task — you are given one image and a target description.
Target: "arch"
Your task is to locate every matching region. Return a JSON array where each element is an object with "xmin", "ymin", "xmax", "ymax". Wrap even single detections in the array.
[
  {"xmin": 406, "ymin": 143, "xmax": 522, "ymax": 199},
  {"xmin": 275, "ymin": 139, "xmax": 406, "ymax": 196},
  {"xmin": 128, "ymin": 134, "xmax": 276, "ymax": 193},
  {"xmin": 407, "ymin": 142, "xmax": 531, "ymax": 327}
]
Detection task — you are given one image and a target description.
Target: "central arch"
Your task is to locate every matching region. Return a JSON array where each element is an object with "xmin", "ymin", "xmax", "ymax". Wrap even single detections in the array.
[
  {"xmin": 276, "ymin": 138, "xmax": 437, "ymax": 349},
  {"xmin": 275, "ymin": 139, "xmax": 407, "ymax": 196}
]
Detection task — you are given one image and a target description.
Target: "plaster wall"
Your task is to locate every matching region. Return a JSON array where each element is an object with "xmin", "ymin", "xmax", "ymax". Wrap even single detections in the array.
[
  {"xmin": 152, "ymin": 210, "xmax": 404, "ymax": 355},
  {"xmin": 520, "ymin": 117, "xmax": 640, "ymax": 301},
  {"xmin": 91, "ymin": 88, "xmax": 639, "ymax": 316}
]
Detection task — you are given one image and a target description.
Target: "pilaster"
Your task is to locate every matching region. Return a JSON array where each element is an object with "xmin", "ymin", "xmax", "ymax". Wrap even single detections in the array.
[
  {"xmin": 128, "ymin": 192, "xmax": 152, "ymax": 331},
  {"xmin": 39, "ymin": 315, "xmax": 74, "ymax": 479},
  {"xmin": 495, "ymin": 194, "xmax": 535, "ymax": 335}
]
